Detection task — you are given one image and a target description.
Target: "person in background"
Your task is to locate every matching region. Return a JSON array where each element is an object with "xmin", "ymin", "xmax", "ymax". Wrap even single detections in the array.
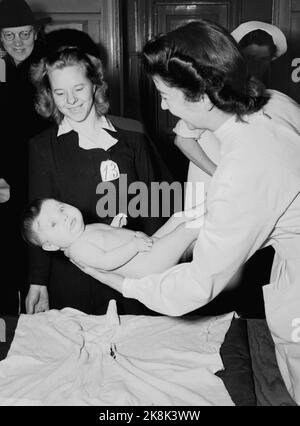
[
  {"xmin": 232, "ymin": 21, "xmax": 287, "ymax": 85},
  {"xmin": 25, "ymin": 42, "xmax": 170, "ymax": 316},
  {"xmin": 0, "ymin": 0, "xmax": 50, "ymax": 315}
]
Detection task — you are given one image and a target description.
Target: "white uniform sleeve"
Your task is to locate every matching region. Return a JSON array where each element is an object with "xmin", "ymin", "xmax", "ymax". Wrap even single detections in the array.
[{"xmin": 123, "ymin": 145, "xmax": 287, "ymax": 316}]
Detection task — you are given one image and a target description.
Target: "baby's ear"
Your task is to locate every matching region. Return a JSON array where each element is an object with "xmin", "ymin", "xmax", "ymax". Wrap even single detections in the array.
[{"xmin": 42, "ymin": 242, "xmax": 60, "ymax": 252}]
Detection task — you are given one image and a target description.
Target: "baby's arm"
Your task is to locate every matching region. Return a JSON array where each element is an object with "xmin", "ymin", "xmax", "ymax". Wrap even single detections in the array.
[
  {"xmin": 152, "ymin": 203, "xmax": 205, "ymax": 239},
  {"xmin": 69, "ymin": 233, "xmax": 153, "ymax": 271}
]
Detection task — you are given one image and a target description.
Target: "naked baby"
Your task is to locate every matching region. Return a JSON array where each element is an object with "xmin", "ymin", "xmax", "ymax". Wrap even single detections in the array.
[{"xmin": 22, "ymin": 199, "xmax": 204, "ymax": 278}]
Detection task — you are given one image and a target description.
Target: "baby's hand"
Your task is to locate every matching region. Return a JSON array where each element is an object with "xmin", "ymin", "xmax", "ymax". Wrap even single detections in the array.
[
  {"xmin": 133, "ymin": 232, "xmax": 153, "ymax": 252},
  {"xmin": 111, "ymin": 213, "xmax": 127, "ymax": 228}
]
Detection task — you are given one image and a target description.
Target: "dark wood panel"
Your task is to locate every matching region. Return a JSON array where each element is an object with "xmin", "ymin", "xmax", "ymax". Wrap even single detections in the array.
[
  {"xmin": 28, "ymin": 0, "xmax": 101, "ymax": 13},
  {"xmin": 156, "ymin": 3, "xmax": 230, "ymax": 32},
  {"xmin": 292, "ymin": 0, "xmax": 300, "ymax": 12},
  {"xmin": 241, "ymin": 0, "xmax": 273, "ymax": 23}
]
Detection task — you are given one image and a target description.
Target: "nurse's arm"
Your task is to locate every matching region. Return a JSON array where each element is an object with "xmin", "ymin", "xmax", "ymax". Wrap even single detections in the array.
[
  {"xmin": 121, "ymin": 151, "xmax": 285, "ymax": 316},
  {"xmin": 174, "ymin": 135, "xmax": 217, "ymax": 176}
]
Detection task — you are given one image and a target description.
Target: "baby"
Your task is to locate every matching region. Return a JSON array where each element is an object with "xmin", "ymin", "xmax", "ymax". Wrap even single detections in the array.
[{"xmin": 22, "ymin": 199, "xmax": 203, "ymax": 279}]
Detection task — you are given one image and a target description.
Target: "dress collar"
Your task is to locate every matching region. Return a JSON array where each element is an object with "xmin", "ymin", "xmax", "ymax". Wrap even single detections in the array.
[{"xmin": 57, "ymin": 115, "xmax": 118, "ymax": 150}]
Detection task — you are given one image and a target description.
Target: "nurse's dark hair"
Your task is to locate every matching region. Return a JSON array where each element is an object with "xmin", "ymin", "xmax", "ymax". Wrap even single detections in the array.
[
  {"xmin": 21, "ymin": 198, "xmax": 47, "ymax": 247},
  {"xmin": 142, "ymin": 20, "xmax": 269, "ymax": 117},
  {"xmin": 30, "ymin": 46, "xmax": 109, "ymax": 124}
]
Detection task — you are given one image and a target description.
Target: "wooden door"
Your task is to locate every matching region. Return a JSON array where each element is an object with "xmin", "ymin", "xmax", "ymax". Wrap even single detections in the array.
[
  {"xmin": 124, "ymin": 0, "xmax": 241, "ymax": 181},
  {"xmin": 27, "ymin": 0, "xmax": 123, "ymax": 114}
]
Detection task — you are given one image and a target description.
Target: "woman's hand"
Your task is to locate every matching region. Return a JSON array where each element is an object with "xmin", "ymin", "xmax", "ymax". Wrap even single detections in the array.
[{"xmin": 26, "ymin": 285, "xmax": 49, "ymax": 314}]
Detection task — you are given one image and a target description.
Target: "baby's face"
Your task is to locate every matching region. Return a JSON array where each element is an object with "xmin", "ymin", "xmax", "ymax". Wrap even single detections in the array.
[{"xmin": 33, "ymin": 199, "xmax": 84, "ymax": 249}]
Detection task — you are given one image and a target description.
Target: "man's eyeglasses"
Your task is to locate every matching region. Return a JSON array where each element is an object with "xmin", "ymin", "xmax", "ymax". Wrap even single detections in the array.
[{"xmin": 1, "ymin": 29, "xmax": 34, "ymax": 42}]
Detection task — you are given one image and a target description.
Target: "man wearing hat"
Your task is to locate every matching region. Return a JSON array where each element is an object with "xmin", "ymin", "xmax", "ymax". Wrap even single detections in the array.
[
  {"xmin": 0, "ymin": 0, "xmax": 39, "ymax": 70},
  {"xmin": 0, "ymin": 0, "xmax": 50, "ymax": 315},
  {"xmin": 231, "ymin": 21, "xmax": 287, "ymax": 83}
]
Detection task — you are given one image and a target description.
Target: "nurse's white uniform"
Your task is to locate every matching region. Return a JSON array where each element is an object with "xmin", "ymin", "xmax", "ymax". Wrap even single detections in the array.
[{"xmin": 123, "ymin": 90, "xmax": 300, "ymax": 404}]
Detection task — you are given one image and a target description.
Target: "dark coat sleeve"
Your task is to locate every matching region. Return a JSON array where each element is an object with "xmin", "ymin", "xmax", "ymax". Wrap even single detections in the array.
[{"xmin": 27, "ymin": 130, "xmax": 55, "ymax": 285}]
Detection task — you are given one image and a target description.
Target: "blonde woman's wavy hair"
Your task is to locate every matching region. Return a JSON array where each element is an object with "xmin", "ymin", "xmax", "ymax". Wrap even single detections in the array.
[{"xmin": 30, "ymin": 46, "xmax": 109, "ymax": 124}]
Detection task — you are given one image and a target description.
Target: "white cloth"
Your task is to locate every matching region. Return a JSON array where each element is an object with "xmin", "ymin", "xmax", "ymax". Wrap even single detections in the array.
[
  {"xmin": 0, "ymin": 301, "xmax": 234, "ymax": 406},
  {"xmin": 57, "ymin": 115, "xmax": 118, "ymax": 150},
  {"xmin": 123, "ymin": 91, "xmax": 300, "ymax": 404}
]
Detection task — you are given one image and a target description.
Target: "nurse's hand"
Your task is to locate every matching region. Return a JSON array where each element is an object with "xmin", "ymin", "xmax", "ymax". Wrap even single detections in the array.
[
  {"xmin": 71, "ymin": 260, "xmax": 124, "ymax": 293},
  {"xmin": 26, "ymin": 285, "xmax": 49, "ymax": 314}
]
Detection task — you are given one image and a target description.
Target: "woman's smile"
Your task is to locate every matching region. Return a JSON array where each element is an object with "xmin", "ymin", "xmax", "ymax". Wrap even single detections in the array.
[{"xmin": 68, "ymin": 105, "xmax": 84, "ymax": 114}]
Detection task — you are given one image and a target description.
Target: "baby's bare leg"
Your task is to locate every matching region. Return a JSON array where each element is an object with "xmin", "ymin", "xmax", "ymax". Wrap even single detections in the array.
[
  {"xmin": 116, "ymin": 223, "xmax": 198, "ymax": 278},
  {"xmin": 153, "ymin": 203, "xmax": 205, "ymax": 239}
]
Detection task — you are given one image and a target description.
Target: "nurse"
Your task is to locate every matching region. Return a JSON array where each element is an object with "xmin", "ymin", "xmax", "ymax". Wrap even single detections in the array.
[
  {"xmin": 175, "ymin": 21, "xmax": 289, "ymax": 205},
  {"xmin": 81, "ymin": 20, "xmax": 300, "ymax": 404}
]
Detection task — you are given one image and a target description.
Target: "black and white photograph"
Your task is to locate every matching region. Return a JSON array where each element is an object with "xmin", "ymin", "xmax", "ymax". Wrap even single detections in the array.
[{"xmin": 0, "ymin": 0, "xmax": 299, "ymax": 409}]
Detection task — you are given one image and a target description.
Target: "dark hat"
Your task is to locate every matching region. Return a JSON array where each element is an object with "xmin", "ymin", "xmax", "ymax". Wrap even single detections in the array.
[
  {"xmin": 0, "ymin": 0, "xmax": 35, "ymax": 29},
  {"xmin": 45, "ymin": 29, "xmax": 102, "ymax": 59}
]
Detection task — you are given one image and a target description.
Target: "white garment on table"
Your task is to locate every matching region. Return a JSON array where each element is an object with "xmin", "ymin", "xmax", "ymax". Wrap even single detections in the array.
[
  {"xmin": 0, "ymin": 301, "xmax": 234, "ymax": 406},
  {"xmin": 123, "ymin": 93, "xmax": 300, "ymax": 404}
]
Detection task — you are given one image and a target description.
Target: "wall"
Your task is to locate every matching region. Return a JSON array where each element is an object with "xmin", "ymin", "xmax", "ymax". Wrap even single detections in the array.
[{"xmin": 241, "ymin": 0, "xmax": 273, "ymax": 22}]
